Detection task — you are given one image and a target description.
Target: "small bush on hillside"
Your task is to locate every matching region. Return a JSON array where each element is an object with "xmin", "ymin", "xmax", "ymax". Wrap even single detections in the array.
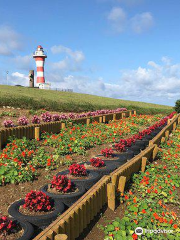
[
  {"xmin": 18, "ymin": 116, "xmax": 29, "ymax": 126},
  {"xmin": 175, "ymin": 100, "xmax": 180, "ymax": 113}
]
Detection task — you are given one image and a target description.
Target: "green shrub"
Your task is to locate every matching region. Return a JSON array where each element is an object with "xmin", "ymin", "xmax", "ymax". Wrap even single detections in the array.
[{"xmin": 175, "ymin": 99, "xmax": 180, "ymax": 113}]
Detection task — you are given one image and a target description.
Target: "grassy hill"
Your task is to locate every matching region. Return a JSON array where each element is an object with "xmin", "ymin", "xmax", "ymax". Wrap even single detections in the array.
[{"xmin": 0, "ymin": 85, "xmax": 173, "ymax": 114}]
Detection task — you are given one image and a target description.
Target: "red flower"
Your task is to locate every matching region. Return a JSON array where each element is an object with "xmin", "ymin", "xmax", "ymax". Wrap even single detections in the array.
[
  {"xmin": 50, "ymin": 175, "xmax": 75, "ymax": 193},
  {"xmin": 142, "ymin": 209, "xmax": 146, "ymax": 214},
  {"xmin": 132, "ymin": 233, "xmax": 138, "ymax": 240},
  {"xmin": 90, "ymin": 158, "xmax": 105, "ymax": 168},
  {"xmin": 169, "ymin": 219, "xmax": 173, "ymax": 224},
  {"xmin": 69, "ymin": 164, "xmax": 87, "ymax": 176},
  {"xmin": 23, "ymin": 191, "xmax": 53, "ymax": 212}
]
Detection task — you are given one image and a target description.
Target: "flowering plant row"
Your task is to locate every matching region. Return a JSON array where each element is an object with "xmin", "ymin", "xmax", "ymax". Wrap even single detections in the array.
[
  {"xmin": 42, "ymin": 114, "xmax": 161, "ymax": 156},
  {"xmin": 102, "ymin": 124, "xmax": 180, "ymax": 240},
  {"xmin": 3, "ymin": 108, "xmax": 127, "ymax": 127},
  {"xmin": 114, "ymin": 112, "xmax": 176, "ymax": 152}
]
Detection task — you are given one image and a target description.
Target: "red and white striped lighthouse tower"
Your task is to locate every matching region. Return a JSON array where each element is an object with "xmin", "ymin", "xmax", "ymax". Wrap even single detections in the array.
[{"xmin": 33, "ymin": 45, "xmax": 47, "ymax": 85}]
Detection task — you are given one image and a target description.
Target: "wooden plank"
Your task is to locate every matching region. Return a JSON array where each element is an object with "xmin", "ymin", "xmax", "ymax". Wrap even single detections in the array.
[
  {"xmin": 117, "ymin": 176, "xmax": 126, "ymax": 193},
  {"xmin": 35, "ymin": 127, "xmax": 40, "ymax": 140},
  {"xmin": 54, "ymin": 234, "xmax": 68, "ymax": 240},
  {"xmin": 141, "ymin": 157, "xmax": 147, "ymax": 172},
  {"xmin": 107, "ymin": 183, "xmax": 116, "ymax": 211}
]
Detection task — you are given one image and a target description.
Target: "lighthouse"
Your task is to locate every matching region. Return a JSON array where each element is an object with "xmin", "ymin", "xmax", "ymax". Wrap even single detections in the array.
[{"xmin": 33, "ymin": 45, "xmax": 47, "ymax": 86}]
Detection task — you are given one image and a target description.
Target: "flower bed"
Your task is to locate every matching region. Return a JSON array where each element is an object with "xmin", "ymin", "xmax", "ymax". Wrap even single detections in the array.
[
  {"xmin": 42, "ymin": 114, "xmax": 162, "ymax": 156},
  {"xmin": 101, "ymin": 126, "xmax": 180, "ymax": 240}
]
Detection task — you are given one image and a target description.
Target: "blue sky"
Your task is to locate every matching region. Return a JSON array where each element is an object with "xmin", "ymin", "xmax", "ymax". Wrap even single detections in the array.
[{"xmin": 0, "ymin": 0, "xmax": 180, "ymax": 106}]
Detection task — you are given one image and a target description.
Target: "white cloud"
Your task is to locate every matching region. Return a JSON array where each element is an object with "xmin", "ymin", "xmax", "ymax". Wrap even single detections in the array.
[
  {"xmin": 46, "ymin": 57, "xmax": 180, "ymax": 106},
  {"xmin": 107, "ymin": 7, "xmax": 127, "ymax": 33},
  {"xmin": 107, "ymin": 7, "xmax": 154, "ymax": 34},
  {"xmin": 2, "ymin": 72, "xmax": 29, "ymax": 86},
  {"xmin": 51, "ymin": 45, "xmax": 85, "ymax": 63},
  {"xmin": 0, "ymin": 25, "xmax": 22, "ymax": 56},
  {"xmin": 130, "ymin": 12, "xmax": 154, "ymax": 33},
  {"xmin": 50, "ymin": 45, "xmax": 85, "ymax": 72},
  {"xmin": 11, "ymin": 54, "xmax": 34, "ymax": 70}
]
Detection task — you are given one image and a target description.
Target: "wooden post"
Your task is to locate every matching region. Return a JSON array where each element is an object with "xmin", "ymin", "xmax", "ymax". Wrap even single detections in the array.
[
  {"xmin": 122, "ymin": 113, "xmax": 125, "ymax": 119},
  {"xmin": 58, "ymin": 219, "xmax": 66, "ymax": 234},
  {"xmin": 61, "ymin": 122, "xmax": 66, "ymax": 129},
  {"xmin": 141, "ymin": 157, "xmax": 147, "ymax": 172},
  {"xmin": 165, "ymin": 130, "xmax": 169, "ymax": 139},
  {"xmin": 111, "ymin": 173, "xmax": 118, "ymax": 188},
  {"xmin": 117, "ymin": 176, "xmax": 126, "ymax": 193},
  {"xmin": 161, "ymin": 137, "xmax": 165, "ymax": 143},
  {"xmin": 0, "ymin": 132, "xmax": 2, "ymax": 150},
  {"xmin": 103, "ymin": 115, "xmax": 106, "ymax": 123},
  {"xmin": 107, "ymin": 183, "xmax": 116, "ymax": 211},
  {"xmin": 113, "ymin": 114, "xmax": 116, "ymax": 121},
  {"xmin": 134, "ymin": 110, "xmax": 137, "ymax": 115},
  {"xmin": 173, "ymin": 122, "xmax": 177, "ymax": 131},
  {"xmin": 152, "ymin": 145, "xmax": 158, "ymax": 160},
  {"xmin": 35, "ymin": 127, "xmax": 40, "ymax": 140},
  {"xmin": 55, "ymin": 234, "xmax": 68, "ymax": 240},
  {"xmin": 46, "ymin": 229, "xmax": 54, "ymax": 240},
  {"xmin": 86, "ymin": 118, "xmax": 90, "ymax": 126},
  {"xmin": 129, "ymin": 110, "xmax": 132, "ymax": 117},
  {"xmin": 99, "ymin": 116, "xmax": 103, "ymax": 123}
]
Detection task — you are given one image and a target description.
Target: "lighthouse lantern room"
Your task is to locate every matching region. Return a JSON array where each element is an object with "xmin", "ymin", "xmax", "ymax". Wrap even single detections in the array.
[{"xmin": 33, "ymin": 45, "xmax": 47, "ymax": 86}]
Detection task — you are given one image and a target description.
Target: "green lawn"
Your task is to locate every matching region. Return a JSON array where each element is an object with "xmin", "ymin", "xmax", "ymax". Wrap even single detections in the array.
[{"xmin": 0, "ymin": 85, "xmax": 173, "ymax": 114}]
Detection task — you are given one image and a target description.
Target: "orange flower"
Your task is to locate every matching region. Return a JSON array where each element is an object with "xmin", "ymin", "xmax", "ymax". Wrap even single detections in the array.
[
  {"xmin": 134, "ymin": 220, "xmax": 138, "ymax": 224},
  {"xmin": 173, "ymin": 224, "xmax": 178, "ymax": 229}
]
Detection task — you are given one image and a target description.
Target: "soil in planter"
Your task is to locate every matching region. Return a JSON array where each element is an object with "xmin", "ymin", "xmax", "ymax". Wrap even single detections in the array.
[
  {"xmin": 97, "ymin": 154, "xmax": 120, "ymax": 161},
  {"xmin": 83, "ymin": 163, "xmax": 106, "ymax": 170},
  {"xmin": 19, "ymin": 205, "xmax": 55, "ymax": 216},
  {"xmin": 65, "ymin": 173, "xmax": 91, "ymax": 180},
  {"xmin": 47, "ymin": 184, "xmax": 79, "ymax": 195},
  {"xmin": 0, "ymin": 224, "xmax": 23, "ymax": 240}
]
